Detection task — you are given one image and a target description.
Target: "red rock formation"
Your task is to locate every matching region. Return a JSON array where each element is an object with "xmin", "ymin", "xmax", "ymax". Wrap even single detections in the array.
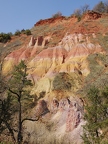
[
  {"xmin": 28, "ymin": 36, "xmax": 36, "ymax": 47},
  {"xmin": 5, "ymin": 46, "xmax": 37, "ymax": 63},
  {"xmin": 66, "ymin": 43, "xmax": 103, "ymax": 59},
  {"xmin": 35, "ymin": 16, "xmax": 66, "ymax": 26},
  {"xmin": 34, "ymin": 100, "xmax": 49, "ymax": 117},
  {"xmin": 5, "ymin": 47, "xmax": 26, "ymax": 63},
  {"xmin": 50, "ymin": 98, "xmax": 83, "ymax": 133},
  {"xmin": 50, "ymin": 98, "xmax": 59, "ymax": 113},
  {"xmin": 35, "ymin": 36, "xmax": 43, "ymax": 46},
  {"xmin": 66, "ymin": 103, "xmax": 81, "ymax": 132},
  {"xmin": 4, "ymin": 33, "xmax": 104, "ymax": 77},
  {"xmin": 34, "ymin": 46, "xmax": 67, "ymax": 60},
  {"xmin": 83, "ymin": 11, "xmax": 102, "ymax": 20}
]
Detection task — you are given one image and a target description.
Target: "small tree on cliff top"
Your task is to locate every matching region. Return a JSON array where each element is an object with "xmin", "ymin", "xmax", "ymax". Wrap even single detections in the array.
[
  {"xmin": 52, "ymin": 11, "xmax": 62, "ymax": 18},
  {"xmin": 93, "ymin": 1, "xmax": 106, "ymax": 13}
]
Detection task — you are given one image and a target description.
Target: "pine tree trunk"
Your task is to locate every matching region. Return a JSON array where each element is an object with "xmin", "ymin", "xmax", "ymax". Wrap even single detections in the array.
[{"xmin": 17, "ymin": 98, "xmax": 23, "ymax": 144}]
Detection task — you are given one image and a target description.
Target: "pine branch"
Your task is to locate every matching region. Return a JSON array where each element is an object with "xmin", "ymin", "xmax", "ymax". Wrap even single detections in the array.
[{"xmin": 8, "ymin": 88, "xmax": 20, "ymax": 98}]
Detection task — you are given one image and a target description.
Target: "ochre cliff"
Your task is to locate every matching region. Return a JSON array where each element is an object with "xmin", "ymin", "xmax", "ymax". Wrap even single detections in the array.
[
  {"xmin": 1, "ymin": 11, "xmax": 108, "ymax": 143},
  {"xmin": 3, "ymin": 33, "xmax": 104, "ymax": 75}
]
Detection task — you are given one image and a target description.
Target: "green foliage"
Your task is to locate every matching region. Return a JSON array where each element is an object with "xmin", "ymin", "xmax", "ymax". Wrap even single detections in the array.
[
  {"xmin": 0, "ymin": 96, "xmax": 12, "ymax": 132},
  {"xmin": 99, "ymin": 18, "xmax": 108, "ymax": 28},
  {"xmin": 8, "ymin": 60, "xmax": 36, "ymax": 143},
  {"xmin": 77, "ymin": 16, "xmax": 81, "ymax": 22},
  {"xmin": 23, "ymin": 29, "xmax": 31, "ymax": 35},
  {"xmin": 0, "ymin": 61, "xmax": 35, "ymax": 143},
  {"xmin": 21, "ymin": 29, "xmax": 25, "ymax": 33},
  {"xmin": 84, "ymin": 53, "xmax": 108, "ymax": 90},
  {"xmin": 9, "ymin": 60, "xmax": 33, "ymax": 103},
  {"xmin": 53, "ymin": 72, "xmax": 74, "ymax": 91},
  {"xmin": 0, "ymin": 33, "xmax": 11, "ymax": 43},
  {"xmin": 97, "ymin": 33, "xmax": 108, "ymax": 52},
  {"xmin": 0, "ymin": 52, "xmax": 14, "ymax": 139},
  {"xmin": 21, "ymin": 29, "xmax": 32, "ymax": 35},
  {"xmin": 14, "ymin": 29, "xmax": 31, "ymax": 36},
  {"xmin": 83, "ymin": 86, "xmax": 108, "ymax": 143},
  {"xmin": 14, "ymin": 30, "xmax": 21, "ymax": 36}
]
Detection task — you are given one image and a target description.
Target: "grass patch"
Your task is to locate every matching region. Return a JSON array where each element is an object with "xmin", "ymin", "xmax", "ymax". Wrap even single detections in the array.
[
  {"xmin": 99, "ymin": 18, "xmax": 108, "ymax": 27},
  {"xmin": 53, "ymin": 72, "xmax": 74, "ymax": 91},
  {"xmin": 90, "ymin": 33, "xmax": 108, "ymax": 52},
  {"xmin": 31, "ymin": 24, "xmax": 64, "ymax": 37},
  {"xmin": 84, "ymin": 53, "xmax": 108, "ymax": 91},
  {"xmin": 0, "ymin": 40, "xmax": 22, "ymax": 59}
]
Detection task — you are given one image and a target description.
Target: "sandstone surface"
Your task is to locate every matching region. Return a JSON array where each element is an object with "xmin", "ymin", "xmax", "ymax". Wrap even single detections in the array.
[{"xmin": 24, "ymin": 97, "xmax": 84, "ymax": 144}]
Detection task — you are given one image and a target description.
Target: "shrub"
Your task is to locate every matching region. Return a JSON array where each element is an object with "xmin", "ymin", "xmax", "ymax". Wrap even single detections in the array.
[
  {"xmin": 24, "ymin": 29, "xmax": 31, "ymax": 35},
  {"xmin": 53, "ymin": 72, "xmax": 73, "ymax": 91},
  {"xmin": 7, "ymin": 32, "xmax": 13, "ymax": 36},
  {"xmin": 0, "ymin": 33, "xmax": 11, "ymax": 43},
  {"xmin": 72, "ymin": 4, "xmax": 89, "ymax": 22},
  {"xmin": 73, "ymin": 9, "xmax": 81, "ymax": 17},
  {"xmin": 14, "ymin": 29, "xmax": 31, "ymax": 36},
  {"xmin": 81, "ymin": 4, "xmax": 89, "ymax": 14},
  {"xmin": 52, "ymin": 11, "xmax": 62, "ymax": 18},
  {"xmin": 14, "ymin": 30, "xmax": 21, "ymax": 36},
  {"xmin": 21, "ymin": 29, "xmax": 25, "ymax": 33},
  {"xmin": 93, "ymin": 1, "xmax": 106, "ymax": 13}
]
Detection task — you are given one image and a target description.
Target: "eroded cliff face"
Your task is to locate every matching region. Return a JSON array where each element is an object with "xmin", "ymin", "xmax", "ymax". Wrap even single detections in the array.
[
  {"xmin": 2, "ymin": 33, "xmax": 104, "ymax": 143},
  {"xmin": 24, "ymin": 97, "xmax": 85, "ymax": 144},
  {"xmin": 3, "ymin": 33, "xmax": 103, "ymax": 76},
  {"xmin": 1, "ymin": 11, "xmax": 108, "ymax": 143}
]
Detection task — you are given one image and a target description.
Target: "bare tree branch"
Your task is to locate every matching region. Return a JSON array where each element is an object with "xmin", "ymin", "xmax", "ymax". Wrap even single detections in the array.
[{"xmin": 21, "ymin": 116, "xmax": 40, "ymax": 124}]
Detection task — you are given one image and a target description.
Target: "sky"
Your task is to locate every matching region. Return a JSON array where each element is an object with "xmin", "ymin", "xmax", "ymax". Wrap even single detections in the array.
[{"xmin": 0, "ymin": 0, "xmax": 102, "ymax": 33}]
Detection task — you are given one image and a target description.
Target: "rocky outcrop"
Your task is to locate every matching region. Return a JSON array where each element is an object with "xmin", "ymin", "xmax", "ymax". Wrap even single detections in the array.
[
  {"xmin": 54, "ymin": 98, "xmax": 83, "ymax": 131},
  {"xmin": 28, "ymin": 36, "xmax": 36, "ymax": 47},
  {"xmin": 34, "ymin": 100, "xmax": 49, "ymax": 117},
  {"xmin": 34, "ymin": 36, "xmax": 50, "ymax": 48},
  {"xmin": 66, "ymin": 43, "xmax": 103, "ymax": 59},
  {"xmin": 35, "ymin": 16, "xmax": 66, "ymax": 26},
  {"xmin": 50, "ymin": 98, "xmax": 59, "ymax": 113},
  {"xmin": 28, "ymin": 46, "xmax": 67, "ymax": 77},
  {"xmin": 83, "ymin": 10, "xmax": 102, "ymax": 20},
  {"xmin": 29, "ymin": 34, "xmax": 103, "ymax": 77},
  {"xmin": 3, "ymin": 33, "xmax": 104, "ymax": 77},
  {"xmin": 28, "ymin": 35, "xmax": 51, "ymax": 48},
  {"xmin": 24, "ymin": 97, "xmax": 84, "ymax": 144}
]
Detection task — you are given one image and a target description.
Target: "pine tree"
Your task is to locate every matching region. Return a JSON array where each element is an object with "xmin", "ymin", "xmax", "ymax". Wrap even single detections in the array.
[
  {"xmin": 0, "ymin": 60, "xmax": 39, "ymax": 143},
  {"xmin": 8, "ymin": 60, "xmax": 39, "ymax": 144}
]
